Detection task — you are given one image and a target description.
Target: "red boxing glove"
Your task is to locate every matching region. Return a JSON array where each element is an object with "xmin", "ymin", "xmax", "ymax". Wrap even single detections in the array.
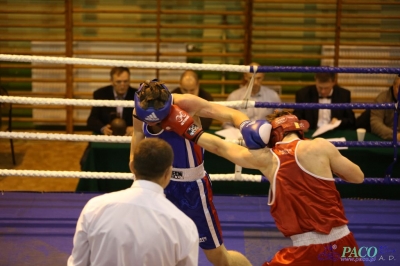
[{"xmin": 160, "ymin": 105, "xmax": 204, "ymax": 143}]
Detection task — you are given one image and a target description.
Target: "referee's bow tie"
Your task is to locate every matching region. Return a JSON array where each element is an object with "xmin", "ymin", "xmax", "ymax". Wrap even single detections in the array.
[{"xmin": 319, "ymin": 96, "xmax": 332, "ymax": 99}]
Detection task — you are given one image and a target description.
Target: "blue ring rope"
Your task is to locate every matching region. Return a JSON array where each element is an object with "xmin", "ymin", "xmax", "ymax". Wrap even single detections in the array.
[
  {"xmin": 254, "ymin": 102, "xmax": 395, "ymax": 110},
  {"xmin": 259, "ymin": 176, "xmax": 400, "ymax": 185},
  {"xmin": 250, "ymin": 65, "xmax": 400, "ymax": 74},
  {"xmin": 330, "ymin": 141, "xmax": 396, "ymax": 147}
]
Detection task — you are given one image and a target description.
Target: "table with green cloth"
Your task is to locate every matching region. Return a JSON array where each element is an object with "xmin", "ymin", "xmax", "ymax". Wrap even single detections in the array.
[
  {"xmin": 76, "ymin": 130, "xmax": 400, "ymax": 199},
  {"xmin": 77, "ymin": 142, "xmax": 134, "ymax": 192}
]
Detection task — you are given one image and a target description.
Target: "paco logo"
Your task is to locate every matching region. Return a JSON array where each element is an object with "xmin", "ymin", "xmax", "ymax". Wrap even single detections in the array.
[
  {"xmin": 171, "ymin": 171, "xmax": 183, "ymax": 180},
  {"xmin": 342, "ymin": 246, "xmax": 377, "ymax": 258},
  {"xmin": 318, "ymin": 244, "xmax": 396, "ymax": 263}
]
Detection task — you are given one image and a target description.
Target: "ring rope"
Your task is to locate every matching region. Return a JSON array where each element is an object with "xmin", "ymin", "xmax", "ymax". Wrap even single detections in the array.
[
  {"xmin": 0, "ymin": 132, "xmax": 240, "ymax": 145},
  {"xmin": 0, "ymin": 95, "xmax": 235, "ymax": 108},
  {"xmin": 0, "ymin": 132, "xmax": 132, "ymax": 143},
  {"xmin": 1, "ymin": 54, "xmax": 400, "ymax": 74},
  {"xmin": 0, "ymin": 95, "xmax": 397, "ymax": 110},
  {"xmin": 0, "ymin": 169, "xmax": 263, "ymax": 182},
  {"xmin": 0, "ymin": 169, "xmax": 399, "ymax": 184},
  {"xmin": 0, "ymin": 54, "xmax": 250, "ymax": 73},
  {"xmin": 0, "ymin": 95, "xmax": 135, "ymax": 107},
  {"xmin": 0, "ymin": 132, "xmax": 398, "ymax": 148},
  {"xmin": 254, "ymin": 65, "xmax": 400, "ymax": 74},
  {"xmin": 385, "ymin": 100, "xmax": 400, "ymax": 177},
  {"xmin": 0, "ymin": 169, "xmax": 134, "ymax": 179},
  {"xmin": 255, "ymin": 102, "xmax": 397, "ymax": 110}
]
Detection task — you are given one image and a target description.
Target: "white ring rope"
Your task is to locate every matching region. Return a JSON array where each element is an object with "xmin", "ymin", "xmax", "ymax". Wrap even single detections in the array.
[
  {"xmin": 0, "ymin": 132, "xmax": 241, "ymax": 145},
  {"xmin": 0, "ymin": 169, "xmax": 134, "ymax": 179},
  {"xmin": 0, "ymin": 169, "xmax": 263, "ymax": 182},
  {"xmin": 0, "ymin": 131, "xmax": 247, "ymax": 181},
  {"xmin": 0, "ymin": 95, "xmax": 255, "ymax": 109},
  {"xmin": 0, "ymin": 54, "xmax": 250, "ymax": 73},
  {"xmin": 0, "ymin": 131, "xmax": 132, "ymax": 143},
  {"xmin": 1, "ymin": 96, "xmax": 135, "ymax": 107}
]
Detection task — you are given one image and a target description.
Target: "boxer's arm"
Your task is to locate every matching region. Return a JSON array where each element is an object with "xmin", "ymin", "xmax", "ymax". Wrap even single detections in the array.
[
  {"xmin": 173, "ymin": 94, "xmax": 271, "ymax": 148},
  {"xmin": 173, "ymin": 93, "xmax": 249, "ymax": 128},
  {"xmin": 325, "ymin": 140, "xmax": 364, "ymax": 183},
  {"xmin": 197, "ymin": 132, "xmax": 267, "ymax": 170}
]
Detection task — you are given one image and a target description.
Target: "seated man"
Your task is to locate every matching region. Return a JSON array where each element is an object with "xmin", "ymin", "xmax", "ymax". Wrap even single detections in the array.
[
  {"xmin": 69, "ymin": 138, "xmax": 199, "ymax": 266},
  {"xmin": 161, "ymin": 109, "xmax": 365, "ymax": 266},
  {"xmin": 172, "ymin": 70, "xmax": 214, "ymax": 130},
  {"xmin": 223, "ymin": 62, "xmax": 281, "ymax": 128},
  {"xmin": 370, "ymin": 75, "xmax": 400, "ymax": 140},
  {"xmin": 87, "ymin": 67, "xmax": 137, "ymax": 136},
  {"xmin": 293, "ymin": 72, "xmax": 355, "ymax": 130}
]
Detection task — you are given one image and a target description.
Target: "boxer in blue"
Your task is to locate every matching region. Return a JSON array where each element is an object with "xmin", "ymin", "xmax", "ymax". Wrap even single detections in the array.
[{"xmin": 130, "ymin": 79, "xmax": 270, "ymax": 266}]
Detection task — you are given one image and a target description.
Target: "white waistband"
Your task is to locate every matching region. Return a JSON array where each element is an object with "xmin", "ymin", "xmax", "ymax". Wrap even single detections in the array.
[
  {"xmin": 171, "ymin": 162, "xmax": 205, "ymax": 182},
  {"xmin": 290, "ymin": 225, "xmax": 350, "ymax": 247}
]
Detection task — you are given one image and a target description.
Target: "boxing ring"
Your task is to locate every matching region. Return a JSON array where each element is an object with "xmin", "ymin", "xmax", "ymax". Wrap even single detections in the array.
[
  {"xmin": 1, "ymin": 54, "xmax": 400, "ymax": 265},
  {"xmin": 1, "ymin": 192, "xmax": 399, "ymax": 265}
]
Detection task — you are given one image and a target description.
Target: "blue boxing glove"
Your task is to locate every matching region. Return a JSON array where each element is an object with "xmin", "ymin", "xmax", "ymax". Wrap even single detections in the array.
[{"xmin": 239, "ymin": 120, "xmax": 272, "ymax": 149}]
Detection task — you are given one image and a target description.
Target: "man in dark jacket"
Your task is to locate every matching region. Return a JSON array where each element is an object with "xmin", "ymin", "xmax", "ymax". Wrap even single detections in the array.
[
  {"xmin": 293, "ymin": 72, "xmax": 355, "ymax": 130},
  {"xmin": 370, "ymin": 75, "xmax": 400, "ymax": 140},
  {"xmin": 171, "ymin": 70, "xmax": 214, "ymax": 130},
  {"xmin": 87, "ymin": 67, "xmax": 137, "ymax": 136}
]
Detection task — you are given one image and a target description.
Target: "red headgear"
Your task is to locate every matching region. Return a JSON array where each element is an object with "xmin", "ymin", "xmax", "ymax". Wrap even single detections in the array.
[{"xmin": 268, "ymin": 114, "xmax": 310, "ymax": 148}]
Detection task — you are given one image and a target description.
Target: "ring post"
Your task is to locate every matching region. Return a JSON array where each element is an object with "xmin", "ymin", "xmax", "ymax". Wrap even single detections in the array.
[{"xmin": 384, "ymin": 75, "xmax": 400, "ymax": 182}]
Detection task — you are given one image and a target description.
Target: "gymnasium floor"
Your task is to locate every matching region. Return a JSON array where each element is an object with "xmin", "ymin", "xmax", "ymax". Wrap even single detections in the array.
[{"xmin": 1, "ymin": 192, "xmax": 399, "ymax": 266}]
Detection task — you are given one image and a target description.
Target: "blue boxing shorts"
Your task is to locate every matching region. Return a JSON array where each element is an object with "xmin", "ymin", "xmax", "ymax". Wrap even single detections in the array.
[{"xmin": 164, "ymin": 173, "xmax": 223, "ymax": 250}]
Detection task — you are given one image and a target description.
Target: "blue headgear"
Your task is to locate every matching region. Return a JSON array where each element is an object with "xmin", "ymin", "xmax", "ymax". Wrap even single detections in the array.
[{"xmin": 134, "ymin": 79, "xmax": 172, "ymax": 123}]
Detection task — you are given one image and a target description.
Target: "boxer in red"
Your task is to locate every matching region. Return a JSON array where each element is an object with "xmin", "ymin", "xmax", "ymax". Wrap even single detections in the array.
[{"xmin": 161, "ymin": 108, "xmax": 365, "ymax": 265}]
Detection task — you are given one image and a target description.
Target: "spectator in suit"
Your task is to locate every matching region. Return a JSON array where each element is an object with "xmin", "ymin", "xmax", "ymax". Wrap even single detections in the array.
[
  {"xmin": 87, "ymin": 67, "xmax": 137, "ymax": 136},
  {"xmin": 370, "ymin": 75, "xmax": 400, "ymax": 140},
  {"xmin": 171, "ymin": 70, "xmax": 214, "ymax": 130},
  {"xmin": 223, "ymin": 62, "xmax": 281, "ymax": 128},
  {"xmin": 293, "ymin": 72, "xmax": 355, "ymax": 130}
]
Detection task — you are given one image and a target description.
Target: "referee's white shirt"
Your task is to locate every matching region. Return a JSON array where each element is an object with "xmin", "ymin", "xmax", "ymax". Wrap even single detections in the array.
[{"xmin": 68, "ymin": 180, "xmax": 199, "ymax": 266}]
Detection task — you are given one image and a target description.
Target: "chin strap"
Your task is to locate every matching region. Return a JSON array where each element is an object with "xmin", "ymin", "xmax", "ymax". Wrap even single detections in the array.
[{"xmin": 132, "ymin": 113, "xmax": 144, "ymax": 122}]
